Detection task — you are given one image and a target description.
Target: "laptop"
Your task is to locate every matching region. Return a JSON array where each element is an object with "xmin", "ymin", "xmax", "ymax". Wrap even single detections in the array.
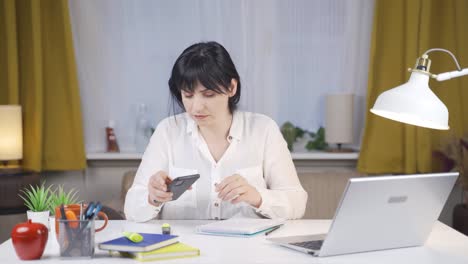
[{"xmin": 267, "ymin": 172, "xmax": 458, "ymax": 257}]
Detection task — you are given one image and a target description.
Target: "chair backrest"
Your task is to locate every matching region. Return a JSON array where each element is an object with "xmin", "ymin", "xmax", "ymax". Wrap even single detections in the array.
[{"xmin": 121, "ymin": 170, "xmax": 137, "ymax": 201}]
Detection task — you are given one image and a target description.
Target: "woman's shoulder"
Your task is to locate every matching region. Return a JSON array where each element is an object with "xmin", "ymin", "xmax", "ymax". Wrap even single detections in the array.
[
  {"xmin": 155, "ymin": 113, "xmax": 189, "ymax": 133},
  {"xmin": 237, "ymin": 111, "xmax": 278, "ymax": 129}
]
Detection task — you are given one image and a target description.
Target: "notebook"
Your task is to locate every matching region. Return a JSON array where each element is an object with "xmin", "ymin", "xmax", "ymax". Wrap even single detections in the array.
[
  {"xmin": 98, "ymin": 233, "xmax": 178, "ymax": 252},
  {"xmin": 118, "ymin": 242, "xmax": 200, "ymax": 262},
  {"xmin": 196, "ymin": 218, "xmax": 286, "ymax": 237}
]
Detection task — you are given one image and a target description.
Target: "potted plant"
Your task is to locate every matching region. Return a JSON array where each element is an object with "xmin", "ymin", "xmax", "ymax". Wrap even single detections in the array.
[
  {"xmin": 48, "ymin": 185, "xmax": 81, "ymax": 235},
  {"xmin": 280, "ymin": 122, "xmax": 328, "ymax": 151},
  {"xmin": 453, "ymin": 138, "xmax": 468, "ymax": 235},
  {"xmin": 18, "ymin": 182, "xmax": 54, "ymax": 228},
  {"xmin": 433, "ymin": 137, "xmax": 468, "ymax": 235},
  {"xmin": 48, "ymin": 185, "xmax": 81, "ymax": 213}
]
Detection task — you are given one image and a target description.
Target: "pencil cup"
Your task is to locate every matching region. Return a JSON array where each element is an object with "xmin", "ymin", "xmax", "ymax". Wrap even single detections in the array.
[
  {"xmin": 54, "ymin": 204, "xmax": 108, "ymax": 240},
  {"xmin": 57, "ymin": 218, "xmax": 95, "ymax": 258}
]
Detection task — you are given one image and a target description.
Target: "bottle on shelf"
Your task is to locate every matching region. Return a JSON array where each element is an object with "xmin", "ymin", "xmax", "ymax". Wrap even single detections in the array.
[
  {"xmin": 106, "ymin": 120, "xmax": 120, "ymax": 153},
  {"xmin": 135, "ymin": 103, "xmax": 152, "ymax": 153}
]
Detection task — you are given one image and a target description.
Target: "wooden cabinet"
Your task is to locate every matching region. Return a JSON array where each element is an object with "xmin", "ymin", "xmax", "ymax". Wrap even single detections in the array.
[
  {"xmin": 0, "ymin": 170, "xmax": 39, "ymax": 243},
  {"xmin": 0, "ymin": 170, "xmax": 40, "ymax": 214}
]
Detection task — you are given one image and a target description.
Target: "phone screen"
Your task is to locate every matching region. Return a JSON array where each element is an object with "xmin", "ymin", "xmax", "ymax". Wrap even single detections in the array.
[{"xmin": 167, "ymin": 174, "xmax": 200, "ymax": 200}]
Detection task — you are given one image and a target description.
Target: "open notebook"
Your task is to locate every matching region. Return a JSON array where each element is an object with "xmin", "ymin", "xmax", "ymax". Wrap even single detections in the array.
[{"xmin": 196, "ymin": 218, "xmax": 286, "ymax": 237}]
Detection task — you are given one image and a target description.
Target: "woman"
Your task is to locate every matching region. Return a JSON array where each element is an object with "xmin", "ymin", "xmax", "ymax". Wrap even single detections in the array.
[{"xmin": 125, "ymin": 41, "xmax": 307, "ymax": 222}]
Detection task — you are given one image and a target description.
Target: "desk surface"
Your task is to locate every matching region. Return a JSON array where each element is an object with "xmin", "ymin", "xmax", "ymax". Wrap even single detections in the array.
[{"xmin": 1, "ymin": 220, "xmax": 467, "ymax": 263}]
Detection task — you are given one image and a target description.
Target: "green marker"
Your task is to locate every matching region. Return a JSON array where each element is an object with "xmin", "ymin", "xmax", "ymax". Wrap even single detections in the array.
[
  {"xmin": 122, "ymin": 231, "xmax": 143, "ymax": 243},
  {"xmin": 162, "ymin": 223, "xmax": 171, "ymax": 235}
]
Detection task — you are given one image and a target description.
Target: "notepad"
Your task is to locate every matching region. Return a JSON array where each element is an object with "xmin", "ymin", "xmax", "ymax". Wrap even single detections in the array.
[
  {"xmin": 196, "ymin": 218, "xmax": 286, "ymax": 237},
  {"xmin": 118, "ymin": 242, "xmax": 200, "ymax": 262},
  {"xmin": 98, "ymin": 233, "xmax": 178, "ymax": 252}
]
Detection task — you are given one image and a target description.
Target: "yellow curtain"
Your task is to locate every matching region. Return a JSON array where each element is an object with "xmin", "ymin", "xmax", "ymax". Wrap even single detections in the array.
[
  {"xmin": 0, "ymin": 0, "xmax": 86, "ymax": 171},
  {"xmin": 358, "ymin": 0, "xmax": 468, "ymax": 174}
]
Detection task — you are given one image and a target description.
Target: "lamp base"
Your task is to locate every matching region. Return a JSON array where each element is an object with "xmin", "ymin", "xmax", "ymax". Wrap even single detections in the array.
[
  {"xmin": 326, "ymin": 148, "xmax": 355, "ymax": 153},
  {"xmin": 325, "ymin": 143, "xmax": 356, "ymax": 153},
  {"xmin": 0, "ymin": 163, "xmax": 23, "ymax": 176}
]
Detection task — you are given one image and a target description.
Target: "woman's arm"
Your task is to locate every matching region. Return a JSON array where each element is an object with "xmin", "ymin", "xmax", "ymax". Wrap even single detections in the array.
[
  {"xmin": 256, "ymin": 121, "xmax": 308, "ymax": 219},
  {"xmin": 124, "ymin": 120, "xmax": 170, "ymax": 222}
]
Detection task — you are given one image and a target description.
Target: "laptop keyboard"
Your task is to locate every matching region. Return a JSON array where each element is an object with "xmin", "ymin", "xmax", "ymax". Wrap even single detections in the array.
[{"xmin": 290, "ymin": 240, "xmax": 324, "ymax": 250}]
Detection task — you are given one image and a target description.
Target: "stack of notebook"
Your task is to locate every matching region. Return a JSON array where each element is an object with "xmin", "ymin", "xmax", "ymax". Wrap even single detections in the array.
[{"xmin": 98, "ymin": 233, "xmax": 200, "ymax": 261}]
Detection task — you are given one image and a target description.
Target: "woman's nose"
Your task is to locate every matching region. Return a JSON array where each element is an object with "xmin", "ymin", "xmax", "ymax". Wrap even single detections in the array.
[{"xmin": 192, "ymin": 96, "xmax": 205, "ymax": 111}]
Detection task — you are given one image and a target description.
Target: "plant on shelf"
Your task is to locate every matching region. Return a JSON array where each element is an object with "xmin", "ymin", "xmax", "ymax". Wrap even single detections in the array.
[
  {"xmin": 19, "ymin": 182, "xmax": 54, "ymax": 227},
  {"xmin": 305, "ymin": 126, "xmax": 328, "ymax": 151},
  {"xmin": 280, "ymin": 122, "xmax": 303, "ymax": 151},
  {"xmin": 280, "ymin": 122, "xmax": 328, "ymax": 151},
  {"xmin": 48, "ymin": 185, "xmax": 81, "ymax": 215},
  {"xmin": 433, "ymin": 136, "xmax": 468, "ymax": 235}
]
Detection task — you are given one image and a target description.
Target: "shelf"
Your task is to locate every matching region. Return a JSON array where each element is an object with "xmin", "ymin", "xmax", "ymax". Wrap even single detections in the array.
[
  {"xmin": 86, "ymin": 151, "xmax": 359, "ymax": 161},
  {"xmin": 86, "ymin": 152, "xmax": 142, "ymax": 160},
  {"xmin": 291, "ymin": 152, "xmax": 359, "ymax": 160}
]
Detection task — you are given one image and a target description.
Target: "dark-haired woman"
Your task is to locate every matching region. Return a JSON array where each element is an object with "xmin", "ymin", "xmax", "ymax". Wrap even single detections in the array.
[{"xmin": 125, "ymin": 42, "xmax": 307, "ymax": 221}]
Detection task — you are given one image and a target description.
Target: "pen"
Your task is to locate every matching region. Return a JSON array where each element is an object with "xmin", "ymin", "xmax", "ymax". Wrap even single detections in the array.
[
  {"xmin": 80, "ymin": 203, "xmax": 83, "ymax": 220},
  {"xmin": 265, "ymin": 225, "xmax": 282, "ymax": 236}
]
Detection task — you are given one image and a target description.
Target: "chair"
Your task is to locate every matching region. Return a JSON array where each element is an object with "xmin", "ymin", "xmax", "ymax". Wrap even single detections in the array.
[{"xmin": 101, "ymin": 170, "xmax": 136, "ymax": 220}]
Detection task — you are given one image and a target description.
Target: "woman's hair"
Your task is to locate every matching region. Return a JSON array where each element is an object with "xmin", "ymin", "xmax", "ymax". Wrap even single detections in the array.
[{"xmin": 168, "ymin": 41, "xmax": 241, "ymax": 114}]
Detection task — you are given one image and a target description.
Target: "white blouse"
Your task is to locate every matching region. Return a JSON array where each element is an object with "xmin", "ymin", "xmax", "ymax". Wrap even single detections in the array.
[{"xmin": 124, "ymin": 111, "xmax": 308, "ymax": 222}]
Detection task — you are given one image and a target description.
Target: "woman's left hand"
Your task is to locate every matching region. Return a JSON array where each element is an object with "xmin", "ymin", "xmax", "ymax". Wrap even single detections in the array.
[{"xmin": 215, "ymin": 174, "xmax": 262, "ymax": 208}]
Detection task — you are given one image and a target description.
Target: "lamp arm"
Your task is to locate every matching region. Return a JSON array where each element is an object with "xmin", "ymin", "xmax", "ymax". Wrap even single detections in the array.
[
  {"xmin": 423, "ymin": 48, "xmax": 462, "ymax": 71},
  {"xmin": 435, "ymin": 68, "xmax": 468, "ymax": 81},
  {"xmin": 420, "ymin": 48, "xmax": 468, "ymax": 81}
]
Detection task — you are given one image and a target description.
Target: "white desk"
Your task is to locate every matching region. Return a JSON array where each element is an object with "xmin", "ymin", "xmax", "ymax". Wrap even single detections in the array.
[{"xmin": 1, "ymin": 220, "xmax": 467, "ymax": 263}]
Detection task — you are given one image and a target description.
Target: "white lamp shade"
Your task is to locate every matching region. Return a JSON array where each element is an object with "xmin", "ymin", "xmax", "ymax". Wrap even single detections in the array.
[
  {"xmin": 370, "ymin": 72, "xmax": 449, "ymax": 130},
  {"xmin": 0, "ymin": 105, "xmax": 23, "ymax": 160},
  {"xmin": 325, "ymin": 94, "xmax": 354, "ymax": 144}
]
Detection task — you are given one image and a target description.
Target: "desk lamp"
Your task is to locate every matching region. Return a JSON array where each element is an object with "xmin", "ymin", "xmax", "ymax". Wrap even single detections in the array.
[
  {"xmin": 0, "ymin": 105, "xmax": 23, "ymax": 169},
  {"xmin": 325, "ymin": 93, "xmax": 355, "ymax": 152},
  {"xmin": 370, "ymin": 48, "xmax": 468, "ymax": 130}
]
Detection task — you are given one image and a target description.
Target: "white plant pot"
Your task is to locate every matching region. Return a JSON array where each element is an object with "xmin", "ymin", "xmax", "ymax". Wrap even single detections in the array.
[
  {"xmin": 27, "ymin": 210, "xmax": 50, "ymax": 229},
  {"xmin": 48, "ymin": 216, "xmax": 56, "ymax": 234}
]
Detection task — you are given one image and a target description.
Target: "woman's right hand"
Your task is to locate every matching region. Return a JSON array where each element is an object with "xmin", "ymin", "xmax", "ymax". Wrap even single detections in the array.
[{"xmin": 148, "ymin": 171, "xmax": 173, "ymax": 206}]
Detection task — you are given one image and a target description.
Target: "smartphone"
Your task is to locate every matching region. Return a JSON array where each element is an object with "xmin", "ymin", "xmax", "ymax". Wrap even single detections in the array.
[{"xmin": 167, "ymin": 174, "xmax": 200, "ymax": 200}]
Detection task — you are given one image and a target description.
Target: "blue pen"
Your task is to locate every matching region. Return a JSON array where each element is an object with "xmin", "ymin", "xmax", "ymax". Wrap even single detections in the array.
[
  {"xmin": 86, "ymin": 202, "xmax": 102, "ymax": 220},
  {"xmin": 90, "ymin": 202, "xmax": 102, "ymax": 220},
  {"xmin": 84, "ymin": 202, "xmax": 95, "ymax": 220}
]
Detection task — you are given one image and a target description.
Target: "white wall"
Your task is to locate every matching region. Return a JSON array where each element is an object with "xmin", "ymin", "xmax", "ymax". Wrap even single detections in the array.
[{"xmin": 68, "ymin": 0, "xmax": 375, "ymax": 153}]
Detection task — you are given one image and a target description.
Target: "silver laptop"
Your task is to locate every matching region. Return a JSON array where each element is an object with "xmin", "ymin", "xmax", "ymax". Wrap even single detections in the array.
[{"xmin": 267, "ymin": 172, "xmax": 458, "ymax": 257}]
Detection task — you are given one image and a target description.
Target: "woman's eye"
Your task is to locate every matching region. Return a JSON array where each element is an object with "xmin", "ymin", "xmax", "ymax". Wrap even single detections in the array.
[{"xmin": 183, "ymin": 93, "xmax": 193, "ymax": 98}]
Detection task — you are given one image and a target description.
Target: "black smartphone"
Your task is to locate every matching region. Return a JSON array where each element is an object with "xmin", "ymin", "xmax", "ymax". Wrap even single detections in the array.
[{"xmin": 167, "ymin": 174, "xmax": 200, "ymax": 200}]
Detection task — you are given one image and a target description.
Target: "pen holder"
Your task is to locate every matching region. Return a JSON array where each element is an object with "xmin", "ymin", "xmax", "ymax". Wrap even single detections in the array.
[
  {"xmin": 57, "ymin": 218, "xmax": 95, "ymax": 258},
  {"xmin": 54, "ymin": 204, "xmax": 108, "ymax": 240}
]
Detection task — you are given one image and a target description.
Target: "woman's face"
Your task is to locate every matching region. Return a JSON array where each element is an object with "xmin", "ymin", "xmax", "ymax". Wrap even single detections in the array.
[{"xmin": 181, "ymin": 80, "xmax": 237, "ymax": 127}]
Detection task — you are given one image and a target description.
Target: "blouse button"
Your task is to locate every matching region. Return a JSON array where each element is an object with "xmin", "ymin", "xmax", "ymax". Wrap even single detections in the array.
[
  {"xmin": 228, "ymin": 136, "xmax": 233, "ymax": 140},
  {"xmin": 214, "ymin": 202, "xmax": 219, "ymax": 207}
]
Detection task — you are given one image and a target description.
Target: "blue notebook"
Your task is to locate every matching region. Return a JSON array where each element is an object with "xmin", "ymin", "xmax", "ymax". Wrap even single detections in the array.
[{"xmin": 98, "ymin": 233, "xmax": 178, "ymax": 252}]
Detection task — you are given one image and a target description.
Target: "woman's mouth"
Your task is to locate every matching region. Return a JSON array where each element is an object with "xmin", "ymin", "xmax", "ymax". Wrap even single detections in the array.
[{"xmin": 193, "ymin": 114, "xmax": 208, "ymax": 120}]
